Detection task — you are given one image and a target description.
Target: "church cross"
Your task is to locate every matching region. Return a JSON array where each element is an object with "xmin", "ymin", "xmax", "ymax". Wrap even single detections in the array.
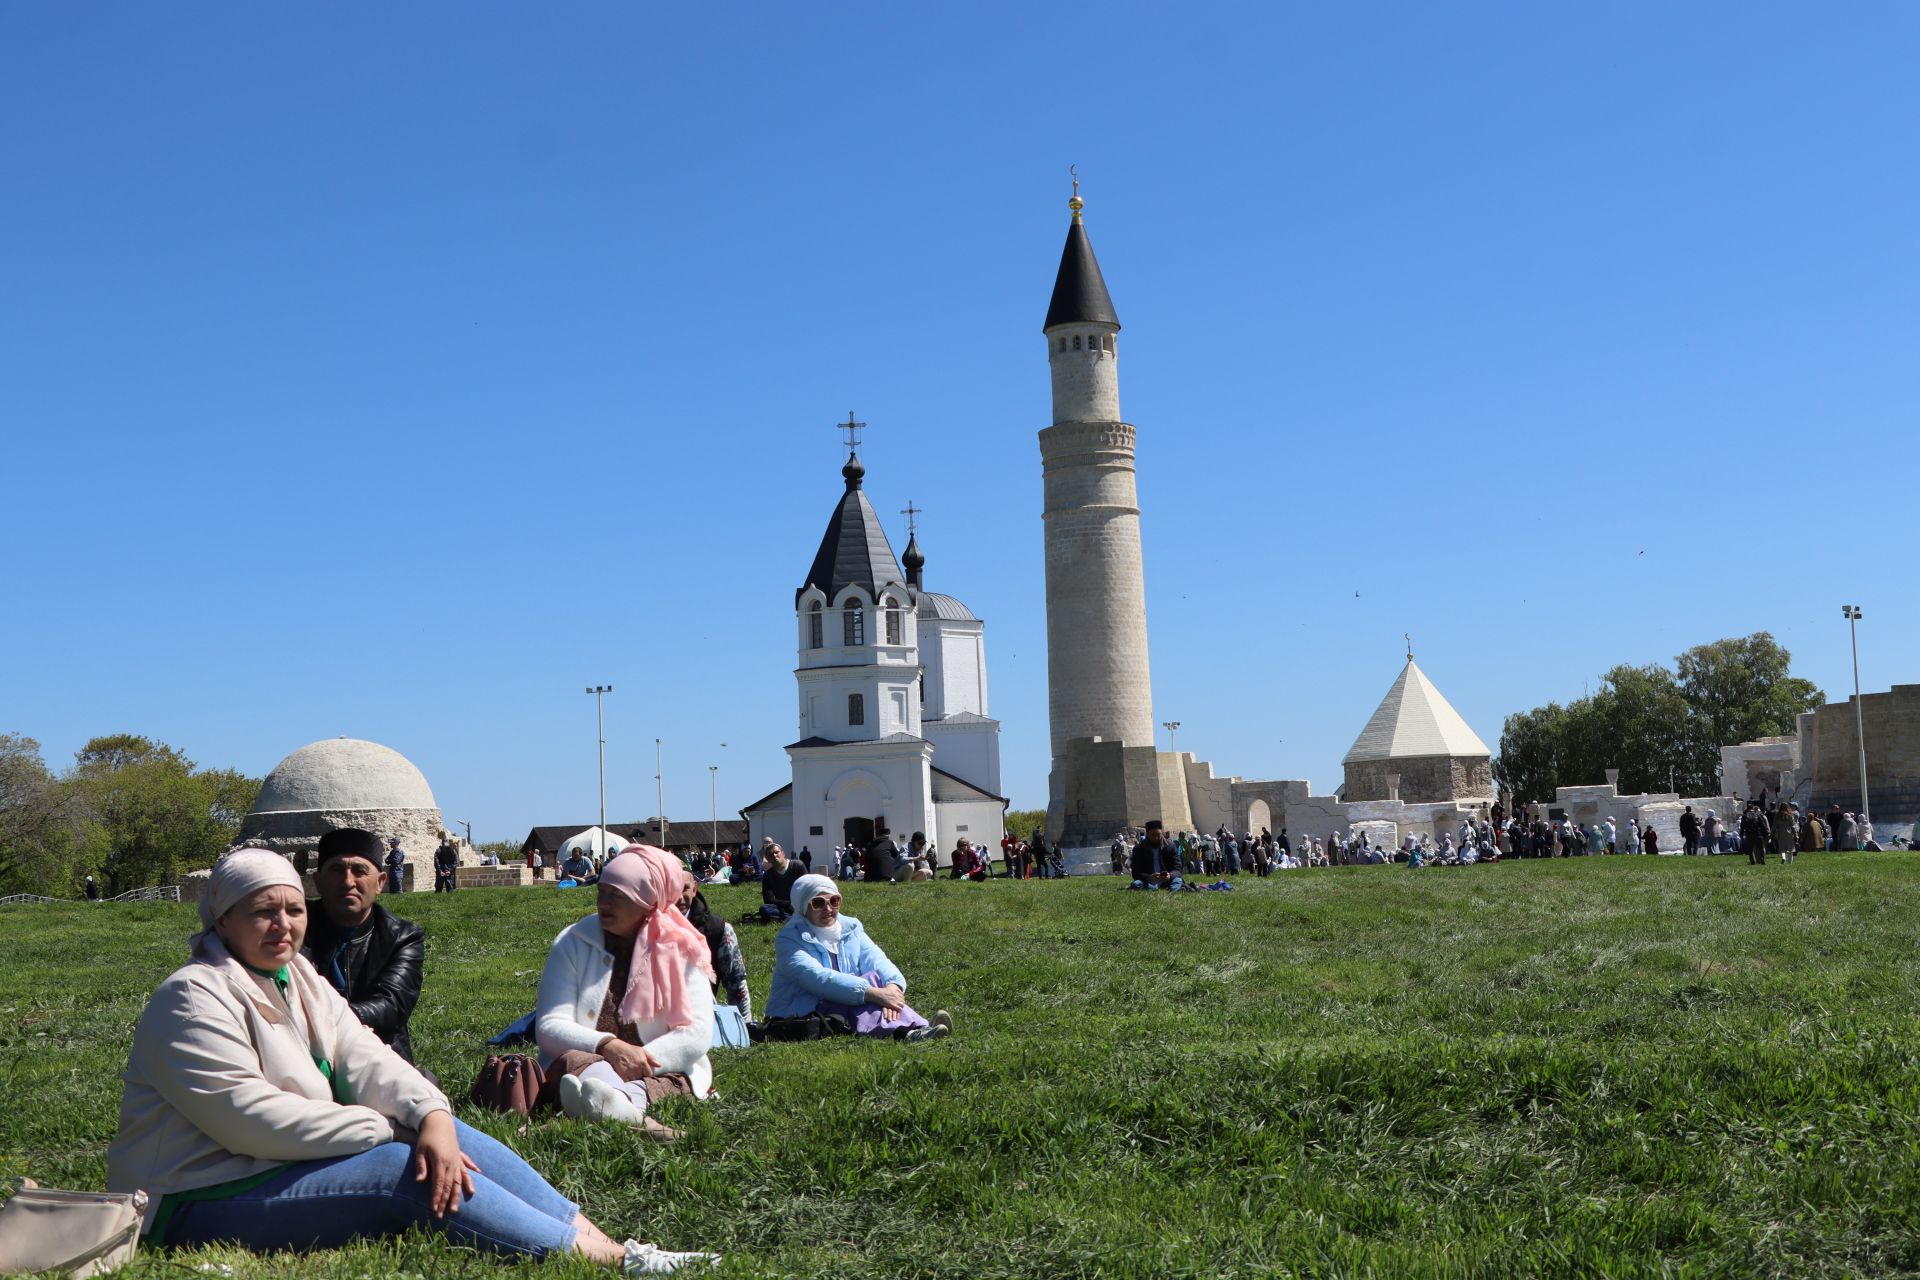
[
  {"xmin": 838, "ymin": 411, "xmax": 865, "ymax": 454},
  {"xmin": 900, "ymin": 500, "xmax": 922, "ymax": 534}
]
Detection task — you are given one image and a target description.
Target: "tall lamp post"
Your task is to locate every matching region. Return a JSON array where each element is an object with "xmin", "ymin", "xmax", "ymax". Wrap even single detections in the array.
[
  {"xmin": 655, "ymin": 738, "xmax": 667, "ymax": 851},
  {"xmin": 708, "ymin": 765, "xmax": 719, "ymax": 860},
  {"xmin": 1163, "ymin": 721, "xmax": 1181, "ymax": 757},
  {"xmin": 1843, "ymin": 605, "xmax": 1870, "ymax": 825},
  {"xmin": 586, "ymin": 685, "xmax": 613, "ymax": 859}
]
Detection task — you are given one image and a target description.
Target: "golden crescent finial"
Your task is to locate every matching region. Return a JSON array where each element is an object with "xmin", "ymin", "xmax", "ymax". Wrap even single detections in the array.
[{"xmin": 1068, "ymin": 164, "xmax": 1083, "ymax": 218}]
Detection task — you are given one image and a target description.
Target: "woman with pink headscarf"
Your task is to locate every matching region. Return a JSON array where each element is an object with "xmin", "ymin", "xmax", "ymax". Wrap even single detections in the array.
[{"xmin": 535, "ymin": 846, "xmax": 717, "ymax": 1144}]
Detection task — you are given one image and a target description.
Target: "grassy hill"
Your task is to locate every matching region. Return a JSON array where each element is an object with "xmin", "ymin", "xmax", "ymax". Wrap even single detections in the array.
[{"xmin": 7, "ymin": 856, "xmax": 1920, "ymax": 1277}]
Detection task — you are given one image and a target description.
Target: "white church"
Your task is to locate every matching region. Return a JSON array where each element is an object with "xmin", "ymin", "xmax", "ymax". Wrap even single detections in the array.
[{"xmin": 740, "ymin": 447, "xmax": 1007, "ymax": 865}]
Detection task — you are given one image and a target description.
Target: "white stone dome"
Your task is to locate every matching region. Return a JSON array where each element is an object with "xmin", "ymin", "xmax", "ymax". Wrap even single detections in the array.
[{"xmin": 253, "ymin": 738, "xmax": 438, "ymax": 814}]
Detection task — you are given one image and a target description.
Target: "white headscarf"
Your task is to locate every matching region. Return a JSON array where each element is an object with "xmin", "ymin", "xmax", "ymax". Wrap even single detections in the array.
[
  {"xmin": 790, "ymin": 873, "xmax": 843, "ymax": 950},
  {"xmin": 194, "ymin": 848, "xmax": 303, "ymax": 954}
]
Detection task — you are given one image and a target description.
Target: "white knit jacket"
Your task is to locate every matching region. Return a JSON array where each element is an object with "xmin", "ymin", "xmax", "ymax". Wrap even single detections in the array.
[{"xmin": 533, "ymin": 915, "xmax": 715, "ymax": 1096}]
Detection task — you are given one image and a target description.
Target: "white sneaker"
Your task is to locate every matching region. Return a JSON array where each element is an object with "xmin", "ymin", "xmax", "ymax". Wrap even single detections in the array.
[
  {"xmin": 557, "ymin": 1073, "xmax": 587, "ymax": 1119},
  {"xmin": 582, "ymin": 1077, "xmax": 647, "ymax": 1127},
  {"xmin": 624, "ymin": 1240, "xmax": 720, "ymax": 1274}
]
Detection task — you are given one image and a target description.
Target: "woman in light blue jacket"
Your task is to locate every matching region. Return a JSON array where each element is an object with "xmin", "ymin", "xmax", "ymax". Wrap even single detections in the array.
[{"xmin": 765, "ymin": 875, "xmax": 952, "ymax": 1041}]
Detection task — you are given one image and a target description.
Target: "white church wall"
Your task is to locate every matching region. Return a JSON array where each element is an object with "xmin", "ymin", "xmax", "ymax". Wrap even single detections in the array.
[
  {"xmin": 933, "ymin": 800, "xmax": 1005, "ymax": 865},
  {"xmin": 747, "ymin": 806, "xmax": 794, "ymax": 856},
  {"xmin": 920, "ymin": 627, "xmax": 948, "ymax": 720},
  {"xmin": 925, "ymin": 720, "xmax": 1000, "ymax": 797},
  {"xmin": 939, "ymin": 628, "xmax": 986, "ymax": 717}
]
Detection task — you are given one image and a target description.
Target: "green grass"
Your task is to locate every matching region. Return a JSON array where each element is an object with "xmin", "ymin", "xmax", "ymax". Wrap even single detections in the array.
[{"xmin": 7, "ymin": 856, "xmax": 1920, "ymax": 1278}]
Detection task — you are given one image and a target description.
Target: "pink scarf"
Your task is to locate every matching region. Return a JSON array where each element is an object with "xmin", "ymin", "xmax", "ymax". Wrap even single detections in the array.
[{"xmin": 598, "ymin": 846, "xmax": 715, "ymax": 1030}]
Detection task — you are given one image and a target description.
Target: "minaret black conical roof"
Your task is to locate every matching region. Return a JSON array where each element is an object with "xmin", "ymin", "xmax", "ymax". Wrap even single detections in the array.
[
  {"xmin": 1043, "ymin": 213, "xmax": 1120, "ymax": 331},
  {"xmin": 797, "ymin": 454, "xmax": 909, "ymax": 606}
]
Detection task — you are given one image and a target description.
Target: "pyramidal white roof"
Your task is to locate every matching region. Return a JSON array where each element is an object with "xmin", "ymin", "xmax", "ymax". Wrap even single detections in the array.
[{"xmin": 1342, "ymin": 659, "xmax": 1492, "ymax": 764}]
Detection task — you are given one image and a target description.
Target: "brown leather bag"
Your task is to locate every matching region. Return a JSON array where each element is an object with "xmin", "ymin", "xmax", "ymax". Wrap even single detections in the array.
[{"xmin": 470, "ymin": 1053, "xmax": 545, "ymax": 1115}]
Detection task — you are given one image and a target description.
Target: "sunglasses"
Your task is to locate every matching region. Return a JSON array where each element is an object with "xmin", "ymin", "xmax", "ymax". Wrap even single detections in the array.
[{"xmin": 810, "ymin": 894, "xmax": 842, "ymax": 909}]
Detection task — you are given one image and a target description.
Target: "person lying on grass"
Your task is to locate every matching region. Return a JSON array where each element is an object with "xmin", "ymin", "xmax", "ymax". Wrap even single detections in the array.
[
  {"xmin": 106, "ymin": 849, "xmax": 713, "ymax": 1275},
  {"xmin": 764, "ymin": 874, "xmax": 952, "ymax": 1042},
  {"xmin": 536, "ymin": 845, "xmax": 716, "ymax": 1144}
]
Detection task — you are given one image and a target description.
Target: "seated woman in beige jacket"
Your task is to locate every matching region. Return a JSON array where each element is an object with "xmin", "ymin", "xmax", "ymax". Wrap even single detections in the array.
[
  {"xmin": 536, "ymin": 845, "xmax": 716, "ymax": 1142},
  {"xmin": 105, "ymin": 849, "xmax": 714, "ymax": 1275}
]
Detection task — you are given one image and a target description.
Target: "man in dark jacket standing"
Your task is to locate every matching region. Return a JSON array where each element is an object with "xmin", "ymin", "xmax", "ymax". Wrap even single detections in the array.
[
  {"xmin": 1739, "ymin": 803, "xmax": 1772, "ymax": 868},
  {"xmin": 432, "ymin": 832, "xmax": 459, "ymax": 893},
  {"xmin": 303, "ymin": 826, "xmax": 428, "ymax": 1063},
  {"xmin": 1679, "ymin": 807, "xmax": 1701, "ymax": 857}
]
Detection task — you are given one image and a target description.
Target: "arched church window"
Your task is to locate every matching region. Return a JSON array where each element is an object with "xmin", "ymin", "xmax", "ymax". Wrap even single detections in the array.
[
  {"xmin": 847, "ymin": 693, "xmax": 865, "ymax": 726},
  {"xmin": 808, "ymin": 601, "xmax": 823, "ymax": 650},
  {"xmin": 1073, "ymin": 334, "xmax": 1082, "ymax": 350},
  {"xmin": 883, "ymin": 597, "xmax": 901, "ymax": 645},
  {"xmin": 843, "ymin": 604, "xmax": 864, "ymax": 646}
]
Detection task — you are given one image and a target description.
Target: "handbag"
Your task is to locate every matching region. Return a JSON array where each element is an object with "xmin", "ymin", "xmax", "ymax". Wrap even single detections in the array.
[
  {"xmin": 711, "ymin": 1004, "xmax": 751, "ymax": 1049},
  {"xmin": 0, "ymin": 1179, "xmax": 147, "ymax": 1279},
  {"xmin": 470, "ymin": 1052, "xmax": 545, "ymax": 1116}
]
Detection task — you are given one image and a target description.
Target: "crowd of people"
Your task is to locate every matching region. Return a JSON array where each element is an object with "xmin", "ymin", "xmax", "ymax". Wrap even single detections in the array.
[
  {"xmin": 104, "ymin": 831, "xmax": 954, "ymax": 1274},
  {"xmin": 1109, "ymin": 797, "xmax": 1896, "ymax": 887}
]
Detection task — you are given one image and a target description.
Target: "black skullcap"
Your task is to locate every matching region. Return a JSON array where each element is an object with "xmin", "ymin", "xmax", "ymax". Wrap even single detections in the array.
[{"xmin": 316, "ymin": 827, "xmax": 384, "ymax": 866}]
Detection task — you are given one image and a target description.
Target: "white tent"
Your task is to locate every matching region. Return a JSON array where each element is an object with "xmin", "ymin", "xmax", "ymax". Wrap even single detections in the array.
[{"xmin": 558, "ymin": 827, "xmax": 627, "ymax": 865}]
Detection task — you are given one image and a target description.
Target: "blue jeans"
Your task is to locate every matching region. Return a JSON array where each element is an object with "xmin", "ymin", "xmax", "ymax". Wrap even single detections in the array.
[{"xmin": 166, "ymin": 1117, "xmax": 578, "ymax": 1257}]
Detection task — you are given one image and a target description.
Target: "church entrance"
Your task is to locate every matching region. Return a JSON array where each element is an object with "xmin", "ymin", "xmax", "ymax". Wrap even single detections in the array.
[{"xmin": 843, "ymin": 816, "xmax": 875, "ymax": 849}]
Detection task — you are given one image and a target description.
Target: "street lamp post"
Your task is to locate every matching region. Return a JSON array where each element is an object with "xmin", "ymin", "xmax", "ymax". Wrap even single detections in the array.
[
  {"xmin": 655, "ymin": 738, "xmax": 667, "ymax": 851},
  {"xmin": 1843, "ymin": 606, "xmax": 1870, "ymax": 825},
  {"xmin": 708, "ymin": 765, "xmax": 719, "ymax": 860},
  {"xmin": 1163, "ymin": 721, "xmax": 1181, "ymax": 757},
  {"xmin": 456, "ymin": 819, "xmax": 472, "ymax": 848},
  {"xmin": 586, "ymin": 685, "xmax": 613, "ymax": 859}
]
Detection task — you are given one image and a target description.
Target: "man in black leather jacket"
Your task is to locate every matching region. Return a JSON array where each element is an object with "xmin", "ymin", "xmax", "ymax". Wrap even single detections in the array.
[{"xmin": 302, "ymin": 826, "xmax": 427, "ymax": 1063}]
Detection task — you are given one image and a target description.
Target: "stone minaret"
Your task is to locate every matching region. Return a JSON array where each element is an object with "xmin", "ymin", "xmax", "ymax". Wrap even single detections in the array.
[{"xmin": 1039, "ymin": 184, "xmax": 1164, "ymax": 842}]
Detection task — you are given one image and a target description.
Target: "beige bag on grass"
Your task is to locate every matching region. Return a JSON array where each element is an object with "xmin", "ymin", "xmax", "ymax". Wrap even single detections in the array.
[{"xmin": 0, "ymin": 1178, "xmax": 146, "ymax": 1277}]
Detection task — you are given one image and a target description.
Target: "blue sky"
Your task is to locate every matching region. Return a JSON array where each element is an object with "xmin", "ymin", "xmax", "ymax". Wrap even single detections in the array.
[{"xmin": 4, "ymin": 3, "xmax": 1915, "ymax": 840}]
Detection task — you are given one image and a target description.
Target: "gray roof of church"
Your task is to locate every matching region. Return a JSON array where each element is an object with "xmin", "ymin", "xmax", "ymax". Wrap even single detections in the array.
[
  {"xmin": 798, "ymin": 455, "xmax": 909, "ymax": 606},
  {"xmin": 785, "ymin": 733, "xmax": 927, "ymax": 750},
  {"xmin": 1044, "ymin": 216, "xmax": 1119, "ymax": 331},
  {"xmin": 918, "ymin": 592, "xmax": 978, "ymax": 622}
]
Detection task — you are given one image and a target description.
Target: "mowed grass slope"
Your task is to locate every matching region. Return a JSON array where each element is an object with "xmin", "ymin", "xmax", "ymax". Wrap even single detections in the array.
[{"xmin": 6, "ymin": 856, "xmax": 1920, "ymax": 1278}]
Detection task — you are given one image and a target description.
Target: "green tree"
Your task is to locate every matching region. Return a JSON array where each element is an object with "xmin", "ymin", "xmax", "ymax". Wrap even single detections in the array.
[
  {"xmin": 1596, "ymin": 663, "xmax": 1693, "ymax": 795},
  {"xmin": 1494, "ymin": 704, "xmax": 1570, "ymax": 804},
  {"xmin": 0, "ymin": 733, "xmax": 86, "ymax": 895},
  {"xmin": 69, "ymin": 735, "xmax": 259, "ymax": 894},
  {"xmin": 1674, "ymin": 634, "xmax": 1822, "ymax": 790},
  {"xmin": 1005, "ymin": 809, "xmax": 1046, "ymax": 840},
  {"xmin": 1494, "ymin": 634, "xmax": 1822, "ymax": 803}
]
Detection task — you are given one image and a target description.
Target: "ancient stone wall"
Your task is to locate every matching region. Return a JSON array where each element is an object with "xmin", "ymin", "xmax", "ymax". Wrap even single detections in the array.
[
  {"xmin": 1801, "ymin": 686, "xmax": 1920, "ymax": 823},
  {"xmin": 234, "ymin": 806, "xmax": 446, "ymax": 892},
  {"xmin": 1342, "ymin": 756, "xmax": 1493, "ymax": 804}
]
